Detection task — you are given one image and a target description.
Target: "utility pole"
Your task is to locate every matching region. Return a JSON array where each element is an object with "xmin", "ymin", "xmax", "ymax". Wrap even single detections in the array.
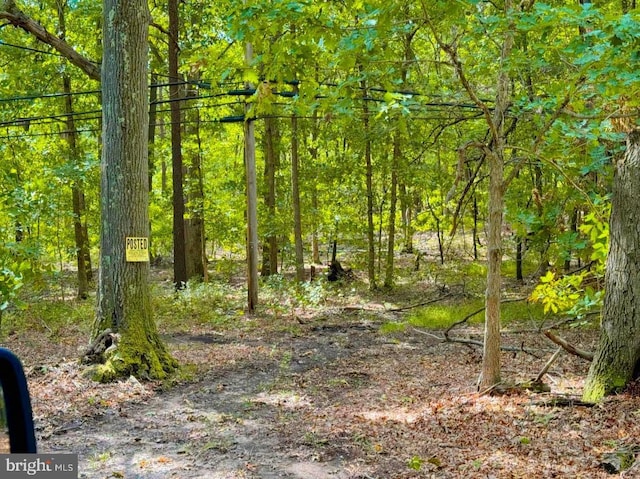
[{"xmin": 244, "ymin": 41, "xmax": 259, "ymax": 312}]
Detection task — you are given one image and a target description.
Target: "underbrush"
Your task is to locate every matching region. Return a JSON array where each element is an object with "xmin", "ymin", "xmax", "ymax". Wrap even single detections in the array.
[
  {"xmin": 153, "ymin": 280, "xmax": 243, "ymax": 333},
  {"xmin": 0, "ymin": 289, "xmax": 94, "ymax": 340},
  {"xmin": 381, "ymin": 298, "xmax": 549, "ymax": 333}
]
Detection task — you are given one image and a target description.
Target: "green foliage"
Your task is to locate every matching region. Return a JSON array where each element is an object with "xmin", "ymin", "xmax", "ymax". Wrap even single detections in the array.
[
  {"xmin": 1, "ymin": 291, "xmax": 94, "ymax": 341},
  {"xmin": 407, "ymin": 455, "xmax": 424, "ymax": 471},
  {"xmin": 405, "ymin": 299, "xmax": 545, "ymax": 330},
  {"xmin": 530, "ymin": 271, "xmax": 582, "ymax": 315},
  {"xmin": 529, "ymin": 201, "xmax": 609, "ymax": 320},
  {"xmin": 260, "ymin": 274, "xmax": 328, "ymax": 316},
  {"xmin": 0, "ymin": 263, "xmax": 25, "ymax": 314},
  {"xmin": 154, "ymin": 281, "xmax": 242, "ymax": 332},
  {"xmin": 580, "ymin": 204, "xmax": 610, "ymax": 268},
  {"xmin": 529, "ymin": 268, "xmax": 603, "ymax": 322}
]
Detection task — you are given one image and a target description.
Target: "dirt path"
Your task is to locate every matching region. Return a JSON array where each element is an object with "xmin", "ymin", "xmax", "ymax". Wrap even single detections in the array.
[
  {"xmin": 26, "ymin": 316, "xmax": 640, "ymax": 478},
  {"xmin": 37, "ymin": 320, "xmax": 395, "ymax": 478}
]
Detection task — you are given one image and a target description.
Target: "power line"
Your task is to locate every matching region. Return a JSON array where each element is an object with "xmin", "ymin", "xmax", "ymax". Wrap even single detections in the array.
[
  {"xmin": 0, "ymin": 100, "xmax": 245, "ymax": 129},
  {"xmin": 0, "ymin": 89, "xmax": 101, "ymax": 103},
  {"xmin": 0, "ymin": 74, "xmax": 497, "ymax": 133},
  {"xmin": 0, "ymin": 111, "xmax": 489, "ymax": 141},
  {"xmin": 0, "ymin": 40, "xmax": 64, "ymax": 57}
]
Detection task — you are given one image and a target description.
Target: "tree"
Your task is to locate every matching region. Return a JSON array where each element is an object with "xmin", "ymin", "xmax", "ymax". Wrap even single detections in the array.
[
  {"xmin": 290, "ymin": 83, "xmax": 305, "ymax": 283},
  {"xmin": 261, "ymin": 115, "xmax": 280, "ymax": 277},
  {"xmin": 583, "ymin": 130, "xmax": 640, "ymax": 401},
  {"xmin": 1, "ymin": 0, "xmax": 176, "ymax": 380},
  {"xmin": 56, "ymin": 0, "xmax": 92, "ymax": 300},
  {"xmin": 92, "ymin": 0, "xmax": 176, "ymax": 380},
  {"xmin": 168, "ymin": 0, "xmax": 187, "ymax": 288},
  {"xmin": 244, "ymin": 40, "xmax": 259, "ymax": 312},
  {"xmin": 424, "ymin": 0, "xmax": 515, "ymax": 389}
]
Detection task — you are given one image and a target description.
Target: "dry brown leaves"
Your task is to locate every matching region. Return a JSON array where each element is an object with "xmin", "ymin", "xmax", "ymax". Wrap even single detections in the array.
[{"xmin": 5, "ymin": 311, "xmax": 640, "ymax": 478}]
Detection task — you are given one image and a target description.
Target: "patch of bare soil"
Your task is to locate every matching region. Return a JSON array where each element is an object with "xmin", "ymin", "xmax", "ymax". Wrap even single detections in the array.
[{"xmin": 16, "ymin": 314, "xmax": 640, "ymax": 478}]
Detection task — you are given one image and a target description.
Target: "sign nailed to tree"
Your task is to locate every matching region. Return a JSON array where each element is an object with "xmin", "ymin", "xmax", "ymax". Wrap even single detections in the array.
[{"xmin": 125, "ymin": 237, "xmax": 149, "ymax": 262}]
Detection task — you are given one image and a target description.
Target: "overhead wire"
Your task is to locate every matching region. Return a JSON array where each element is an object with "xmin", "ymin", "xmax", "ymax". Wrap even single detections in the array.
[
  {"xmin": 0, "ymin": 39, "xmax": 64, "ymax": 57},
  {"xmin": 0, "ymin": 72, "xmax": 495, "ymax": 136},
  {"xmin": 0, "ymin": 86, "xmax": 489, "ymax": 130}
]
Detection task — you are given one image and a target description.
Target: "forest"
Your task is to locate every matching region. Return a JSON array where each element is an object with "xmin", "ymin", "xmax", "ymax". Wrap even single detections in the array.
[{"xmin": 1, "ymin": 0, "xmax": 640, "ymax": 477}]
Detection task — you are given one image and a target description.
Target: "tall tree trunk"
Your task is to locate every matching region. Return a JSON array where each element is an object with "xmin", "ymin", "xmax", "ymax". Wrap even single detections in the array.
[
  {"xmin": 472, "ymin": 193, "xmax": 480, "ymax": 261},
  {"xmin": 95, "ymin": 0, "xmax": 176, "ymax": 381},
  {"xmin": 310, "ymin": 111, "xmax": 321, "ymax": 265},
  {"xmin": 479, "ymin": 4, "xmax": 514, "ymax": 391},
  {"xmin": 385, "ymin": 28, "xmax": 412, "ymax": 287},
  {"xmin": 583, "ymin": 131, "xmax": 640, "ymax": 402},
  {"xmin": 361, "ymin": 78, "xmax": 376, "ymax": 290},
  {"xmin": 57, "ymin": 1, "xmax": 91, "ymax": 299},
  {"xmin": 384, "ymin": 136, "xmax": 399, "ymax": 288},
  {"xmin": 184, "ymin": 73, "xmax": 207, "ymax": 281},
  {"xmin": 291, "ymin": 102, "xmax": 305, "ymax": 282},
  {"xmin": 261, "ymin": 116, "xmax": 279, "ymax": 276},
  {"xmin": 244, "ymin": 41, "xmax": 259, "ymax": 312},
  {"xmin": 64, "ymin": 79, "xmax": 92, "ymax": 298},
  {"xmin": 516, "ymin": 236, "xmax": 524, "ymax": 281},
  {"xmin": 169, "ymin": 0, "xmax": 187, "ymax": 288},
  {"xmin": 148, "ymin": 73, "xmax": 158, "ymax": 194},
  {"xmin": 400, "ymin": 183, "xmax": 413, "ymax": 253},
  {"xmin": 148, "ymin": 73, "xmax": 158, "ymax": 262}
]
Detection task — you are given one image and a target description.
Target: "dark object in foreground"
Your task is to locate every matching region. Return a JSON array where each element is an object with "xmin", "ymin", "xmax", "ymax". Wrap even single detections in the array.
[{"xmin": 0, "ymin": 348, "xmax": 37, "ymax": 452}]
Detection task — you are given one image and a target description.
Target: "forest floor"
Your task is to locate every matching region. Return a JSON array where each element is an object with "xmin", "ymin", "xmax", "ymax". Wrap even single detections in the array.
[{"xmin": 4, "ymin": 262, "xmax": 640, "ymax": 478}]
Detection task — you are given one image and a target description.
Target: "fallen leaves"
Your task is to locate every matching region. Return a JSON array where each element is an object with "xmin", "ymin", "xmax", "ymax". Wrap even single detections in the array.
[{"xmin": 9, "ymin": 309, "xmax": 640, "ymax": 478}]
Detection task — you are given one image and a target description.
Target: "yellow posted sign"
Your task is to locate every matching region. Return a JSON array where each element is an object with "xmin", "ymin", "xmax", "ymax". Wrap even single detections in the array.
[{"xmin": 125, "ymin": 237, "xmax": 149, "ymax": 262}]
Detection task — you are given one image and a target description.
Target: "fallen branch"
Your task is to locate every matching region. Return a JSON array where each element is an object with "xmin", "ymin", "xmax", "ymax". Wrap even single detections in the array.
[
  {"xmin": 444, "ymin": 297, "xmax": 528, "ymax": 339},
  {"xmin": 543, "ymin": 330, "xmax": 594, "ymax": 361},
  {"xmin": 412, "ymin": 327, "xmax": 547, "ymax": 358},
  {"xmin": 534, "ymin": 347, "xmax": 563, "ymax": 383},
  {"xmin": 387, "ymin": 292, "xmax": 453, "ymax": 312}
]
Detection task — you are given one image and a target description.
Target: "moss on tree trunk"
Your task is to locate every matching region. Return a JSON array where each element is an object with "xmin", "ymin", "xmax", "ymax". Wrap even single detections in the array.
[
  {"xmin": 90, "ymin": 0, "xmax": 177, "ymax": 382},
  {"xmin": 583, "ymin": 131, "xmax": 640, "ymax": 402}
]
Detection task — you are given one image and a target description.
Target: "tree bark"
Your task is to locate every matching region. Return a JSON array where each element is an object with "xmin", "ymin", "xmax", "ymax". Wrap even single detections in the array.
[
  {"xmin": 583, "ymin": 131, "xmax": 640, "ymax": 402},
  {"xmin": 244, "ymin": 42, "xmax": 259, "ymax": 311},
  {"xmin": 184, "ymin": 72, "xmax": 207, "ymax": 282},
  {"xmin": 291, "ymin": 98, "xmax": 305, "ymax": 282},
  {"xmin": 384, "ymin": 136, "xmax": 400, "ymax": 288},
  {"xmin": 168, "ymin": 0, "xmax": 187, "ymax": 288},
  {"xmin": 57, "ymin": 2, "xmax": 91, "ymax": 299},
  {"xmin": 361, "ymin": 77, "xmax": 376, "ymax": 290},
  {"xmin": 400, "ymin": 183, "xmax": 413, "ymax": 253},
  {"xmin": 309, "ymin": 111, "xmax": 321, "ymax": 265},
  {"xmin": 480, "ymin": 3, "xmax": 514, "ymax": 390},
  {"xmin": 261, "ymin": 116, "xmax": 279, "ymax": 276},
  {"xmin": 94, "ymin": 0, "xmax": 176, "ymax": 381}
]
